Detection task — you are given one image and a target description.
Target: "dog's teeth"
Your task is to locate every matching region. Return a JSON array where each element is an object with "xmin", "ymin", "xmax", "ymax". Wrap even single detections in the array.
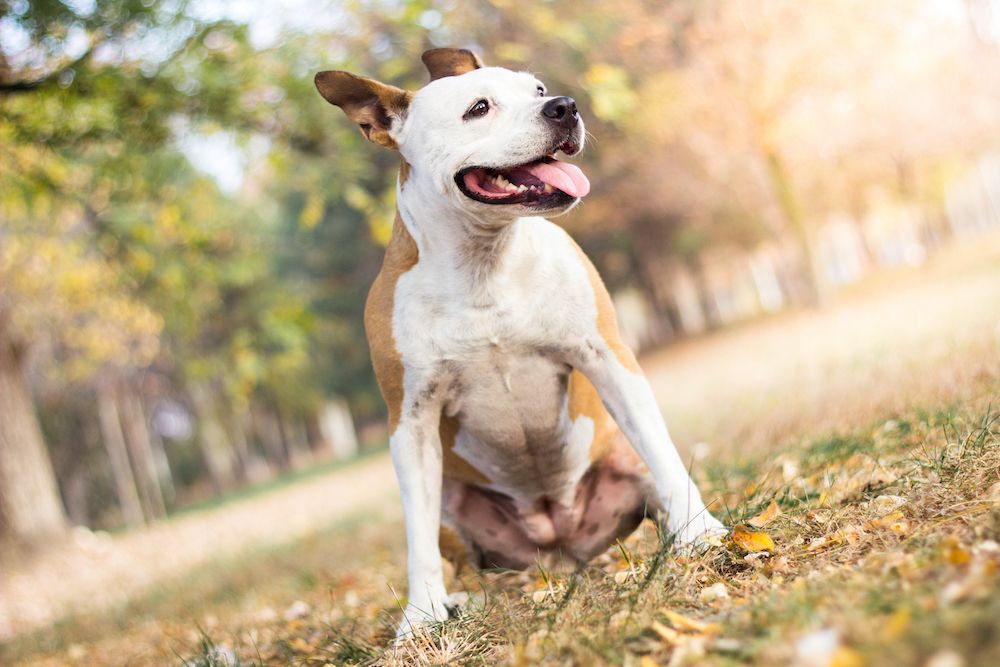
[
  {"xmin": 517, "ymin": 184, "xmax": 527, "ymax": 192},
  {"xmin": 542, "ymin": 183, "xmax": 554, "ymax": 193}
]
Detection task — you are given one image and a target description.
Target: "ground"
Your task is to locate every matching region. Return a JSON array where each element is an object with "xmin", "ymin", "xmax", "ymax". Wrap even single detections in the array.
[{"xmin": 2, "ymin": 232, "xmax": 999, "ymax": 666}]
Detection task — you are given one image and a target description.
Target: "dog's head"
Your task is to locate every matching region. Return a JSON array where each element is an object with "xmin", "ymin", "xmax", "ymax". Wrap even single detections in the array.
[{"xmin": 315, "ymin": 48, "xmax": 589, "ymax": 220}]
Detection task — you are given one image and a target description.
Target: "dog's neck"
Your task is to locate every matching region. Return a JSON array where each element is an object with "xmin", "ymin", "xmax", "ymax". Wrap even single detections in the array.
[{"xmin": 397, "ymin": 166, "xmax": 521, "ymax": 308}]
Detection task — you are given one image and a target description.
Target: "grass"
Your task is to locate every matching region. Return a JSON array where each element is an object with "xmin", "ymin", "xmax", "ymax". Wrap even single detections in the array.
[
  {"xmin": 7, "ymin": 235, "xmax": 1000, "ymax": 666},
  {"xmin": 13, "ymin": 385, "xmax": 995, "ymax": 666}
]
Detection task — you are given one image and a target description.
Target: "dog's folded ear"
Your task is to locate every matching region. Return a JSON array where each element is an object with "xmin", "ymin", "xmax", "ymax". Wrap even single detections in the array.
[
  {"xmin": 314, "ymin": 71, "xmax": 412, "ymax": 149},
  {"xmin": 421, "ymin": 48, "xmax": 484, "ymax": 81}
]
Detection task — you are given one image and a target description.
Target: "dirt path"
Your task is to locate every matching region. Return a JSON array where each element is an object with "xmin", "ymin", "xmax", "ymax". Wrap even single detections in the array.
[
  {"xmin": 647, "ymin": 232, "xmax": 1000, "ymax": 457},
  {"xmin": 3, "ymin": 232, "xmax": 998, "ymax": 645},
  {"xmin": 0, "ymin": 453, "xmax": 398, "ymax": 641}
]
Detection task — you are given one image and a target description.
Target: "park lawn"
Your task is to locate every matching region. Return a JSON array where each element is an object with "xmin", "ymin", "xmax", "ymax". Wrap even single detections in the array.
[{"xmin": 11, "ymin": 381, "xmax": 998, "ymax": 666}]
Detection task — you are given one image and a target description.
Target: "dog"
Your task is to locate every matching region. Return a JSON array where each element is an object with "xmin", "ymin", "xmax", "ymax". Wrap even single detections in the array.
[{"xmin": 315, "ymin": 48, "xmax": 726, "ymax": 636}]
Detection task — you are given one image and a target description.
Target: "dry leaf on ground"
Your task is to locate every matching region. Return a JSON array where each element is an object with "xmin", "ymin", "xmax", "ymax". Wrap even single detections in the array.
[
  {"xmin": 749, "ymin": 499, "xmax": 781, "ymax": 528},
  {"xmin": 731, "ymin": 524, "xmax": 777, "ymax": 553}
]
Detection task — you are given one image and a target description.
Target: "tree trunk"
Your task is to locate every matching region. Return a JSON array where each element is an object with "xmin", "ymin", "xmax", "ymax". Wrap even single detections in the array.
[
  {"xmin": 278, "ymin": 410, "xmax": 312, "ymax": 469},
  {"xmin": 688, "ymin": 255, "xmax": 721, "ymax": 331},
  {"xmin": 0, "ymin": 319, "xmax": 67, "ymax": 545},
  {"xmin": 148, "ymin": 427, "xmax": 175, "ymax": 508},
  {"xmin": 189, "ymin": 380, "xmax": 236, "ymax": 494},
  {"xmin": 251, "ymin": 397, "xmax": 290, "ymax": 470},
  {"xmin": 225, "ymin": 403, "xmax": 254, "ymax": 484},
  {"xmin": 96, "ymin": 383, "xmax": 145, "ymax": 529},
  {"xmin": 761, "ymin": 146, "xmax": 829, "ymax": 306},
  {"xmin": 118, "ymin": 381, "xmax": 166, "ymax": 520}
]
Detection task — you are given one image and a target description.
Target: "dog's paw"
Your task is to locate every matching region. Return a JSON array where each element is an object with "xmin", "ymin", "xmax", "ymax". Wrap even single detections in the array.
[
  {"xmin": 395, "ymin": 594, "xmax": 460, "ymax": 639},
  {"xmin": 672, "ymin": 517, "xmax": 728, "ymax": 554}
]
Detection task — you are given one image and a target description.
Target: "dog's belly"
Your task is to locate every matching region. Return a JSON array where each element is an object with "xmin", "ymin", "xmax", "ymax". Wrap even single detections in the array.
[
  {"xmin": 439, "ymin": 349, "xmax": 652, "ymax": 564},
  {"xmin": 446, "ymin": 350, "xmax": 591, "ymax": 504}
]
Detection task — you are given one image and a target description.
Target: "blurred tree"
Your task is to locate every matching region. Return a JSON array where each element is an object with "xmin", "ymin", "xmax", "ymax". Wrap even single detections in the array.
[{"xmin": 0, "ymin": 0, "xmax": 315, "ymax": 538}]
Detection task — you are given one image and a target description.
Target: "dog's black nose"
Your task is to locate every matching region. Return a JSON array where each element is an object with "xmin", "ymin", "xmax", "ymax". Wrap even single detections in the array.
[{"xmin": 542, "ymin": 96, "xmax": 578, "ymax": 129}]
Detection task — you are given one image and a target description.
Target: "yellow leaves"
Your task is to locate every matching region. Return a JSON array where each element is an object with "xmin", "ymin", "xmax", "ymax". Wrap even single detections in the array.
[
  {"xmin": 650, "ymin": 620, "xmax": 682, "ymax": 645},
  {"xmin": 298, "ymin": 192, "xmax": 324, "ymax": 229},
  {"xmin": 156, "ymin": 203, "xmax": 182, "ymax": 237},
  {"xmin": 584, "ymin": 64, "xmax": 638, "ymax": 123},
  {"xmin": 494, "ymin": 41, "xmax": 531, "ymax": 64},
  {"xmin": 880, "ymin": 608, "xmax": 911, "ymax": 642},
  {"xmin": 866, "ymin": 510, "xmax": 909, "ymax": 535},
  {"xmin": 1, "ymin": 233, "xmax": 162, "ymax": 380},
  {"xmin": 829, "ymin": 646, "xmax": 865, "ymax": 667},
  {"xmin": 648, "ymin": 609, "xmax": 718, "ymax": 666},
  {"xmin": 288, "ymin": 637, "xmax": 314, "ymax": 654},
  {"xmin": 749, "ymin": 499, "xmax": 781, "ymax": 528},
  {"xmin": 939, "ymin": 537, "xmax": 971, "ymax": 566},
  {"xmin": 731, "ymin": 524, "xmax": 776, "ymax": 553},
  {"xmin": 939, "ymin": 540, "xmax": 999, "ymax": 606},
  {"xmin": 660, "ymin": 609, "xmax": 721, "ymax": 635}
]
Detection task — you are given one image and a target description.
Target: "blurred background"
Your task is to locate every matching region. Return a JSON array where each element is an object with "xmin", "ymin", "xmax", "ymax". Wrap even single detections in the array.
[{"xmin": 2, "ymin": 0, "xmax": 1000, "ymax": 652}]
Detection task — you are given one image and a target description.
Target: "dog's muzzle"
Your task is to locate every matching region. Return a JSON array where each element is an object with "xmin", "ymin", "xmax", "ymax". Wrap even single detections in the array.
[{"xmin": 542, "ymin": 96, "xmax": 579, "ymax": 131}]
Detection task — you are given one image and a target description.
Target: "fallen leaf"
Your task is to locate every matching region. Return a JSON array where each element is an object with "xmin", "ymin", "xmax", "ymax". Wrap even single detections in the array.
[
  {"xmin": 869, "ymin": 495, "xmax": 906, "ymax": 517},
  {"xmin": 807, "ymin": 509, "xmax": 832, "ymax": 525},
  {"xmin": 289, "ymin": 637, "xmax": 313, "ymax": 654},
  {"xmin": 749, "ymin": 499, "xmax": 781, "ymax": 528},
  {"xmin": 699, "ymin": 582, "xmax": 729, "ymax": 602},
  {"xmin": 830, "ymin": 646, "xmax": 865, "ymax": 667},
  {"xmin": 650, "ymin": 619, "xmax": 682, "ymax": 645},
  {"xmin": 639, "ymin": 657, "xmax": 661, "ymax": 667},
  {"xmin": 880, "ymin": 608, "xmax": 911, "ymax": 641},
  {"xmin": 661, "ymin": 609, "xmax": 721, "ymax": 634},
  {"xmin": 940, "ymin": 537, "xmax": 971, "ymax": 566},
  {"xmin": 731, "ymin": 524, "xmax": 776, "ymax": 553}
]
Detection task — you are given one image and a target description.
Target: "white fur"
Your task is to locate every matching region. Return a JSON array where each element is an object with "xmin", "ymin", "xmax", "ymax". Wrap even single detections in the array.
[{"xmin": 373, "ymin": 66, "xmax": 724, "ymax": 636}]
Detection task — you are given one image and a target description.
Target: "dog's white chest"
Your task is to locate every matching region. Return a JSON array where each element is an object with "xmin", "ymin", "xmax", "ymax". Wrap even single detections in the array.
[{"xmin": 392, "ymin": 220, "xmax": 597, "ymax": 501}]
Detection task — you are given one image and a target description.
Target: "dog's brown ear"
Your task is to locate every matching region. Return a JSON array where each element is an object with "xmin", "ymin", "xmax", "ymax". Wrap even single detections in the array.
[
  {"xmin": 314, "ymin": 71, "xmax": 412, "ymax": 149},
  {"xmin": 421, "ymin": 48, "xmax": 484, "ymax": 81}
]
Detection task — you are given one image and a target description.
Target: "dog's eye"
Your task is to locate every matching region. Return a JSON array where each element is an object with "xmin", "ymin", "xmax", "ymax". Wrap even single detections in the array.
[
  {"xmin": 464, "ymin": 99, "xmax": 490, "ymax": 119},
  {"xmin": 537, "ymin": 85, "xmax": 545, "ymax": 97}
]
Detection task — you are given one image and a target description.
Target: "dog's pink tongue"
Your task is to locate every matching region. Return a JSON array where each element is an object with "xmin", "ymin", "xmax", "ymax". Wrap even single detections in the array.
[{"xmin": 524, "ymin": 159, "xmax": 590, "ymax": 198}]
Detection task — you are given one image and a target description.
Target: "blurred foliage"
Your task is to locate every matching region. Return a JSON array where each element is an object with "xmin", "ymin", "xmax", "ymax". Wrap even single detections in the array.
[{"xmin": 1, "ymin": 0, "xmax": 999, "ymax": 527}]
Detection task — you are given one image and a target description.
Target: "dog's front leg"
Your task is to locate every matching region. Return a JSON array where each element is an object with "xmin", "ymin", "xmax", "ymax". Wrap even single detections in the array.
[
  {"xmin": 389, "ymin": 399, "xmax": 451, "ymax": 637},
  {"xmin": 577, "ymin": 344, "xmax": 726, "ymax": 547}
]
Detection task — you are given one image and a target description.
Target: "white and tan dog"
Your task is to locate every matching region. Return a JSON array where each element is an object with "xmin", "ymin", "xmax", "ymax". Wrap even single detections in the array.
[{"xmin": 315, "ymin": 48, "xmax": 725, "ymax": 635}]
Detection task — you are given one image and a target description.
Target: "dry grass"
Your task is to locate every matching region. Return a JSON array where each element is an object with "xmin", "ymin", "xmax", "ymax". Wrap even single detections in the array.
[
  {"xmin": 4, "ymin": 233, "xmax": 1000, "ymax": 666},
  {"xmin": 169, "ymin": 389, "xmax": 997, "ymax": 667}
]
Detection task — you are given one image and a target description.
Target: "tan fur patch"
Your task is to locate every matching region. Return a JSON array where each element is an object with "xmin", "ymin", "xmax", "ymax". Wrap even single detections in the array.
[
  {"xmin": 399, "ymin": 158, "xmax": 411, "ymax": 186},
  {"xmin": 365, "ymin": 209, "xmax": 491, "ymax": 487},
  {"xmin": 439, "ymin": 523, "xmax": 474, "ymax": 573},
  {"xmin": 570, "ymin": 241, "xmax": 641, "ymax": 373},
  {"xmin": 568, "ymin": 370, "xmax": 618, "ymax": 463},
  {"xmin": 315, "ymin": 71, "xmax": 413, "ymax": 149},
  {"xmin": 440, "ymin": 414, "xmax": 491, "ymax": 485},
  {"xmin": 422, "ymin": 48, "xmax": 484, "ymax": 81},
  {"xmin": 364, "ymin": 213, "xmax": 418, "ymax": 433}
]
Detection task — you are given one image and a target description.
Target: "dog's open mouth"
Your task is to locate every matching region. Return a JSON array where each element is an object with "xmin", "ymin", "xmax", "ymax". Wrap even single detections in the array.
[{"xmin": 455, "ymin": 156, "xmax": 591, "ymax": 207}]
